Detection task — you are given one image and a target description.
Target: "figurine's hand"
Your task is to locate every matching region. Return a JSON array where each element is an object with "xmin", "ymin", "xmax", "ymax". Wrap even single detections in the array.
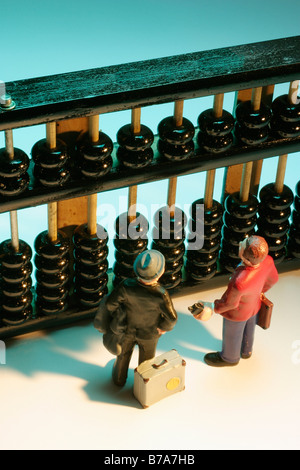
[
  {"xmin": 193, "ymin": 302, "xmax": 214, "ymax": 321},
  {"xmin": 157, "ymin": 328, "xmax": 166, "ymax": 335}
]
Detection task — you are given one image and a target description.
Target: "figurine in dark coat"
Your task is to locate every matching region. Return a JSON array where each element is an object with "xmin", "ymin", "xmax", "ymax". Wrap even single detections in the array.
[
  {"xmin": 94, "ymin": 249, "xmax": 177, "ymax": 386},
  {"xmin": 190, "ymin": 235, "xmax": 278, "ymax": 367}
]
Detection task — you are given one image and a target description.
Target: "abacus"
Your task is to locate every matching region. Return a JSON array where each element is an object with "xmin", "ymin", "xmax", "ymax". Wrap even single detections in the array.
[{"xmin": 0, "ymin": 36, "xmax": 299, "ymax": 339}]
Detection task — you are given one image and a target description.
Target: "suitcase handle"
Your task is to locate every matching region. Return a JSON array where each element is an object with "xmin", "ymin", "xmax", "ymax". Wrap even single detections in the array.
[{"xmin": 152, "ymin": 359, "xmax": 168, "ymax": 369}]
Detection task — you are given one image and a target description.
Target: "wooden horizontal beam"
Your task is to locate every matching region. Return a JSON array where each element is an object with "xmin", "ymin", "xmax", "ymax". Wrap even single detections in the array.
[{"xmin": 0, "ymin": 36, "xmax": 299, "ymax": 131}]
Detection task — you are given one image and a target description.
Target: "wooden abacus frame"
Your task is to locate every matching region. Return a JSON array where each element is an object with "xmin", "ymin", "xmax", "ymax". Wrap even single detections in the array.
[{"xmin": 0, "ymin": 36, "xmax": 300, "ymax": 339}]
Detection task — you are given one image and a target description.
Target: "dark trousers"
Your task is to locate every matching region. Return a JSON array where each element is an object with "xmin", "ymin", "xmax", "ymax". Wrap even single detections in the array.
[
  {"xmin": 112, "ymin": 334, "xmax": 159, "ymax": 386},
  {"xmin": 220, "ymin": 314, "xmax": 258, "ymax": 364}
]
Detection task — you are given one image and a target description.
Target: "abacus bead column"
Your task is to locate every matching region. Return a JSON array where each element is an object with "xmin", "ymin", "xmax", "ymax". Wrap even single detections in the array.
[
  {"xmin": 219, "ymin": 193, "xmax": 258, "ymax": 272},
  {"xmin": 271, "ymin": 94, "xmax": 300, "ymax": 138},
  {"xmin": 0, "ymin": 240, "xmax": 33, "ymax": 325},
  {"xmin": 31, "ymin": 138, "xmax": 70, "ymax": 187},
  {"xmin": 151, "ymin": 206, "xmax": 186, "ymax": 289},
  {"xmin": 157, "ymin": 116, "xmax": 195, "ymax": 161},
  {"xmin": 34, "ymin": 231, "xmax": 70, "ymax": 315},
  {"xmin": 185, "ymin": 199, "xmax": 223, "ymax": 282},
  {"xmin": 197, "ymin": 109, "xmax": 234, "ymax": 154},
  {"xmin": 288, "ymin": 181, "xmax": 300, "ymax": 258},
  {"xmin": 73, "ymin": 224, "xmax": 109, "ymax": 308},
  {"xmin": 116, "ymin": 124, "xmax": 154, "ymax": 168},
  {"xmin": 76, "ymin": 132, "xmax": 113, "ymax": 179},
  {"xmin": 0, "ymin": 148, "xmax": 30, "ymax": 197},
  {"xmin": 234, "ymin": 101, "xmax": 271, "ymax": 145},
  {"xmin": 113, "ymin": 212, "xmax": 148, "ymax": 286},
  {"xmin": 257, "ymin": 183, "xmax": 294, "ymax": 264}
]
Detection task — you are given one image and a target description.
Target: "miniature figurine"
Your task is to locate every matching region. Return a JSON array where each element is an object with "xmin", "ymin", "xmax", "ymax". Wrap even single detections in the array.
[
  {"xmin": 94, "ymin": 249, "xmax": 178, "ymax": 386},
  {"xmin": 190, "ymin": 235, "xmax": 279, "ymax": 367}
]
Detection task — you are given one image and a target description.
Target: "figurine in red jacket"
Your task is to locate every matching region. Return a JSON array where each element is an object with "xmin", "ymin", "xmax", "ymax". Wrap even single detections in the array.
[{"xmin": 192, "ymin": 235, "xmax": 278, "ymax": 367}]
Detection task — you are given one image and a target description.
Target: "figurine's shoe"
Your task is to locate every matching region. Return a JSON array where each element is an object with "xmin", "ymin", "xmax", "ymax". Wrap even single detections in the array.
[
  {"xmin": 204, "ymin": 352, "xmax": 239, "ymax": 367},
  {"xmin": 241, "ymin": 352, "xmax": 252, "ymax": 359}
]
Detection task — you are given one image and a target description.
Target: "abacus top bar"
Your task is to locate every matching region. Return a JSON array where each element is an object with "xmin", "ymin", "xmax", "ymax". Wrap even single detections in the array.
[{"xmin": 0, "ymin": 36, "xmax": 299, "ymax": 131}]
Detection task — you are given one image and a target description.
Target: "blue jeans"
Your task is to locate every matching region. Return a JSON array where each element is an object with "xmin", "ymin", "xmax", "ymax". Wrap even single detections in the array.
[{"xmin": 220, "ymin": 314, "xmax": 258, "ymax": 364}]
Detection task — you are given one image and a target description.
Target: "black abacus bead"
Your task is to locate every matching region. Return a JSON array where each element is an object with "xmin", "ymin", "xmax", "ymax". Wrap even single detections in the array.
[
  {"xmin": 294, "ymin": 195, "xmax": 300, "ymax": 212},
  {"xmin": 220, "ymin": 193, "xmax": 259, "ymax": 273},
  {"xmin": 292, "ymin": 210, "xmax": 300, "ymax": 230},
  {"xmin": 116, "ymin": 124, "xmax": 154, "ymax": 168},
  {"xmin": 271, "ymin": 94, "xmax": 300, "ymax": 138},
  {"xmin": 33, "ymin": 166, "xmax": 70, "ymax": 188},
  {"xmin": 185, "ymin": 260, "xmax": 217, "ymax": 282},
  {"xmin": 223, "ymin": 211, "xmax": 257, "ymax": 233},
  {"xmin": 113, "ymin": 212, "xmax": 149, "ymax": 285},
  {"xmin": 234, "ymin": 100, "xmax": 271, "ymax": 145},
  {"xmin": 0, "ymin": 240, "xmax": 33, "ymax": 325},
  {"xmin": 73, "ymin": 223, "xmax": 108, "ymax": 250},
  {"xmin": 234, "ymin": 124, "xmax": 269, "ymax": 146},
  {"xmin": 74, "ymin": 245, "xmax": 109, "ymax": 267},
  {"xmin": 115, "ymin": 212, "xmax": 149, "ymax": 240},
  {"xmin": 197, "ymin": 109, "xmax": 234, "ymax": 153},
  {"xmin": 76, "ymin": 133, "xmax": 113, "ymax": 178},
  {"xmin": 151, "ymin": 207, "xmax": 186, "ymax": 289},
  {"xmin": 73, "ymin": 223, "xmax": 109, "ymax": 307},
  {"xmin": 221, "ymin": 226, "xmax": 256, "ymax": 247},
  {"xmin": 197, "ymin": 133, "xmax": 233, "ymax": 154},
  {"xmin": 0, "ymin": 148, "xmax": 30, "ymax": 178},
  {"xmin": 198, "ymin": 109, "xmax": 235, "ymax": 136},
  {"xmin": 117, "ymin": 124, "xmax": 154, "ymax": 151},
  {"xmin": 31, "ymin": 138, "xmax": 70, "ymax": 187},
  {"xmin": 34, "ymin": 230, "xmax": 70, "ymax": 315},
  {"xmin": 225, "ymin": 194, "xmax": 259, "ymax": 219},
  {"xmin": 219, "ymin": 251, "xmax": 240, "ymax": 272},
  {"xmin": 34, "ymin": 231, "xmax": 70, "ymax": 259},
  {"xmin": 75, "ymin": 260, "xmax": 108, "ymax": 281},
  {"xmin": 114, "ymin": 237, "xmax": 148, "ymax": 255},
  {"xmin": 151, "ymin": 240, "xmax": 185, "ymax": 263},
  {"xmin": 1, "ymin": 294, "xmax": 33, "ymax": 324},
  {"xmin": 235, "ymin": 101, "xmax": 272, "ymax": 129},
  {"xmin": 157, "ymin": 139, "xmax": 194, "ymax": 161},
  {"xmin": 31, "ymin": 139, "xmax": 68, "ymax": 169},
  {"xmin": 258, "ymin": 205, "xmax": 291, "ymax": 224},
  {"xmin": 116, "ymin": 146, "xmax": 154, "ymax": 169},
  {"xmin": 257, "ymin": 219, "xmax": 290, "ymax": 238},
  {"xmin": 157, "ymin": 116, "xmax": 195, "ymax": 161},
  {"xmin": 259, "ymin": 184, "xmax": 294, "ymax": 210},
  {"xmin": 0, "ymin": 174, "xmax": 30, "ymax": 197},
  {"xmin": 158, "ymin": 116, "xmax": 195, "ymax": 144},
  {"xmin": 190, "ymin": 199, "xmax": 223, "ymax": 225},
  {"xmin": 0, "ymin": 240, "xmax": 32, "ymax": 268},
  {"xmin": 186, "ymin": 199, "xmax": 222, "ymax": 282},
  {"xmin": 0, "ymin": 148, "xmax": 30, "ymax": 197},
  {"xmin": 154, "ymin": 206, "xmax": 187, "ymax": 241},
  {"xmin": 158, "ymin": 270, "xmax": 182, "ymax": 290},
  {"xmin": 187, "ymin": 249, "xmax": 219, "ymax": 267}
]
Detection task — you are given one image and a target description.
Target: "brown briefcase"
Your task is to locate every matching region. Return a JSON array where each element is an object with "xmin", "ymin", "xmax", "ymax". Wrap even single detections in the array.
[{"xmin": 257, "ymin": 294, "xmax": 273, "ymax": 330}]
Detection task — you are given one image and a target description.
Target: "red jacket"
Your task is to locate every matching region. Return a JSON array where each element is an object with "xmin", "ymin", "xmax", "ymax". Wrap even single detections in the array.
[{"xmin": 214, "ymin": 255, "xmax": 278, "ymax": 322}]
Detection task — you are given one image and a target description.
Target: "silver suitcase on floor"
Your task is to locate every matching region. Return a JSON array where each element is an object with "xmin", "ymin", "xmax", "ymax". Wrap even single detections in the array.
[{"xmin": 133, "ymin": 349, "xmax": 186, "ymax": 408}]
